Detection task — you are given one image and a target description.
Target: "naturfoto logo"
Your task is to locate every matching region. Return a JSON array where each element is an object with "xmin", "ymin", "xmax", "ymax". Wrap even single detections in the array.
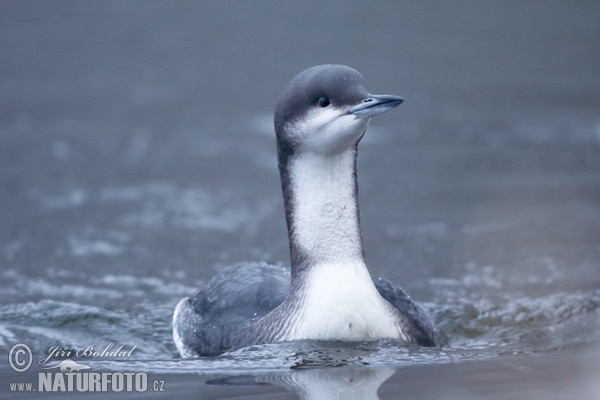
[{"xmin": 8, "ymin": 343, "xmax": 165, "ymax": 394}]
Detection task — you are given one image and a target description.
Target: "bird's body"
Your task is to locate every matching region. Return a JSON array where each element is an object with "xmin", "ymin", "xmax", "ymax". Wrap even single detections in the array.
[{"xmin": 173, "ymin": 65, "xmax": 435, "ymax": 357}]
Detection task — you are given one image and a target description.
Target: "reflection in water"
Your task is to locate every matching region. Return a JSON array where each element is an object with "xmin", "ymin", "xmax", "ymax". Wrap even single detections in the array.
[
  {"xmin": 258, "ymin": 367, "xmax": 396, "ymax": 400},
  {"xmin": 205, "ymin": 367, "xmax": 396, "ymax": 400}
]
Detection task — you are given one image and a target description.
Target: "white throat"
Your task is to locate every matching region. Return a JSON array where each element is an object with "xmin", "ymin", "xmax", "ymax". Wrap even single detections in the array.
[{"xmin": 287, "ymin": 149, "xmax": 363, "ymax": 265}]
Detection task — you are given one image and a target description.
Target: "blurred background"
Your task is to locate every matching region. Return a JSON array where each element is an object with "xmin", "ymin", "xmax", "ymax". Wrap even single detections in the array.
[{"xmin": 1, "ymin": 1, "xmax": 599, "ymax": 398}]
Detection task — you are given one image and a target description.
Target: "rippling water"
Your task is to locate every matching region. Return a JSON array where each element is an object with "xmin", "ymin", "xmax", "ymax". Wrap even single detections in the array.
[{"xmin": 1, "ymin": 1, "xmax": 599, "ymax": 398}]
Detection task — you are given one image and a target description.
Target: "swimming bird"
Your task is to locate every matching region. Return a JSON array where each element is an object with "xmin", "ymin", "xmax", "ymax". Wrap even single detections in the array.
[{"xmin": 173, "ymin": 64, "xmax": 435, "ymax": 357}]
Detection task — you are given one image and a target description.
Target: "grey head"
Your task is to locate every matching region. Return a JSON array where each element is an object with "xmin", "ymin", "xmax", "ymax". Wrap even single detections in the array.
[{"xmin": 274, "ymin": 64, "xmax": 404, "ymax": 158}]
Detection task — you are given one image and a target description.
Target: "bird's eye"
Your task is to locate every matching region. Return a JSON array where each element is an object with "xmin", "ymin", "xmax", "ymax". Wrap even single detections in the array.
[{"xmin": 317, "ymin": 96, "xmax": 330, "ymax": 107}]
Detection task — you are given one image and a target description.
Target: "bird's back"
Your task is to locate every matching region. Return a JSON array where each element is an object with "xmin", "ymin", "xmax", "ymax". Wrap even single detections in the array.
[{"xmin": 173, "ymin": 262, "xmax": 289, "ymax": 356}]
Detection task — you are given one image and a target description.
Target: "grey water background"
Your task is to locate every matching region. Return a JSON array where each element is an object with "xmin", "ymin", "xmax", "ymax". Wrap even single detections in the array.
[{"xmin": 1, "ymin": 1, "xmax": 599, "ymax": 398}]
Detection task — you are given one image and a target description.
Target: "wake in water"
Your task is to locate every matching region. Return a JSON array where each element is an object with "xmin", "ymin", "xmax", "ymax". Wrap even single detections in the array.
[{"xmin": 1, "ymin": 261, "xmax": 598, "ymax": 372}]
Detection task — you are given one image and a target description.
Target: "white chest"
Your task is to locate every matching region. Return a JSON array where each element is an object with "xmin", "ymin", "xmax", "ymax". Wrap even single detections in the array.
[{"xmin": 283, "ymin": 262, "xmax": 406, "ymax": 341}]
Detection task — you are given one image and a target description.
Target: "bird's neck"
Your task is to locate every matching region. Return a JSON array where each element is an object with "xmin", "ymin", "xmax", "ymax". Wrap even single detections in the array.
[{"xmin": 279, "ymin": 147, "xmax": 365, "ymax": 279}]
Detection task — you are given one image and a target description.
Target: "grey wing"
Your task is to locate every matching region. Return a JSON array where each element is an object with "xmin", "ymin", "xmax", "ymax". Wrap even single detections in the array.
[
  {"xmin": 173, "ymin": 262, "xmax": 290, "ymax": 356},
  {"xmin": 373, "ymin": 277, "xmax": 436, "ymax": 347}
]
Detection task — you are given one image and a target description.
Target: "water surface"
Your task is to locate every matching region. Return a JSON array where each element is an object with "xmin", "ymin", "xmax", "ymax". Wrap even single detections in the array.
[{"xmin": 1, "ymin": 1, "xmax": 599, "ymax": 398}]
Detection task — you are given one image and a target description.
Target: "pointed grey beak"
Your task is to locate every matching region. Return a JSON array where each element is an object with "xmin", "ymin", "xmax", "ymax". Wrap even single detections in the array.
[{"xmin": 348, "ymin": 94, "xmax": 404, "ymax": 119}]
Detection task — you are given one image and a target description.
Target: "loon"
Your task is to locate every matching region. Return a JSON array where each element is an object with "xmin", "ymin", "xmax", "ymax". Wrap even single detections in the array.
[{"xmin": 173, "ymin": 64, "xmax": 436, "ymax": 357}]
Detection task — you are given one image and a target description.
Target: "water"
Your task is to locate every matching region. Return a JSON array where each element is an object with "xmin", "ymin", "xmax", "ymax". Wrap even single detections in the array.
[{"xmin": 1, "ymin": 1, "xmax": 599, "ymax": 398}]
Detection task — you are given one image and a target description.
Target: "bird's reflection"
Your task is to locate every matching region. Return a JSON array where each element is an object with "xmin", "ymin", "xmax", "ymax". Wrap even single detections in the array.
[{"xmin": 209, "ymin": 366, "xmax": 396, "ymax": 400}]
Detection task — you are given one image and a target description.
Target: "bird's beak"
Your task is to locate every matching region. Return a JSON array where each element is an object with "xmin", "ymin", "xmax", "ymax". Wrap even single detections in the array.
[{"xmin": 348, "ymin": 94, "xmax": 404, "ymax": 119}]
